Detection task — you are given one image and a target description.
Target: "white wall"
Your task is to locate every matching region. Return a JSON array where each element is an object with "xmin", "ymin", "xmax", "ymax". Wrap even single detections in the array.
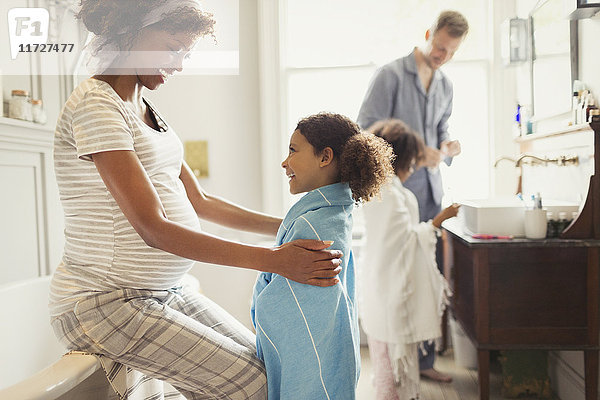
[
  {"xmin": 147, "ymin": 0, "xmax": 265, "ymax": 329},
  {"xmin": 490, "ymin": 0, "xmax": 521, "ymax": 196},
  {"xmin": 579, "ymin": 14, "xmax": 600, "ymax": 96}
]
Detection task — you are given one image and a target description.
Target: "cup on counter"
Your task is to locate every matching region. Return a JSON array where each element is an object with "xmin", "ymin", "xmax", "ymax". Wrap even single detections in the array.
[{"xmin": 524, "ymin": 209, "xmax": 547, "ymax": 239}]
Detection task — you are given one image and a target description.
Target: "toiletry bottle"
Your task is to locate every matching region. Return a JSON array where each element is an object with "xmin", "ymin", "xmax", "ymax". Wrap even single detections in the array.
[
  {"xmin": 31, "ymin": 99, "xmax": 47, "ymax": 124},
  {"xmin": 513, "ymin": 103, "xmax": 522, "ymax": 138},
  {"xmin": 520, "ymin": 105, "xmax": 531, "ymax": 135},
  {"xmin": 534, "ymin": 192, "xmax": 542, "ymax": 209},
  {"xmin": 572, "ymin": 91, "xmax": 580, "ymax": 125},
  {"xmin": 590, "ymin": 109, "xmax": 600, "ymax": 123},
  {"xmin": 579, "ymin": 91, "xmax": 590, "ymax": 126},
  {"xmin": 546, "ymin": 211, "xmax": 556, "ymax": 238},
  {"xmin": 576, "ymin": 90, "xmax": 583, "ymax": 124},
  {"xmin": 585, "ymin": 96, "xmax": 597, "ymax": 123},
  {"xmin": 576, "ymin": 91, "xmax": 584, "ymax": 125},
  {"xmin": 557, "ymin": 211, "xmax": 569, "ymax": 235},
  {"xmin": 9, "ymin": 90, "xmax": 32, "ymax": 121}
]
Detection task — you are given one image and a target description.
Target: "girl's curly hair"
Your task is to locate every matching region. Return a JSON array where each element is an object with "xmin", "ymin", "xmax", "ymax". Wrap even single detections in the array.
[
  {"xmin": 77, "ymin": 0, "xmax": 216, "ymax": 52},
  {"xmin": 296, "ymin": 113, "xmax": 395, "ymax": 203},
  {"xmin": 367, "ymin": 119, "xmax": 426, "ymax": 174}
]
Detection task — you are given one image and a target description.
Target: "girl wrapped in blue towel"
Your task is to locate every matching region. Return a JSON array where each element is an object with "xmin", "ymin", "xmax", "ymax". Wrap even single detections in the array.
[{"xmin": 251, "ymin": 112, "xmax": 394, "ymax": 399}]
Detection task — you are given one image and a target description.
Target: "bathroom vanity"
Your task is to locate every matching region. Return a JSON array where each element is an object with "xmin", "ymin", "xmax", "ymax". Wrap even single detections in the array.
[{"xmin": 443, "ymin": 219, "xmax": 600, "ymax": 400}]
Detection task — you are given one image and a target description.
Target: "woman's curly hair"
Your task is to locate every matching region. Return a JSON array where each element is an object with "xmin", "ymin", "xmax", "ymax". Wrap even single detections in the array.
[
  {"xmin": 296, "ymin": 113, "xmax": 395, "ymax": 203},
  {"xmin": 77, "ymin": 0, "xmax": 216, "ymax": 52},
  {"xmin": 368, "ymin": 119, "xmax": 426, "ymax": 174}
]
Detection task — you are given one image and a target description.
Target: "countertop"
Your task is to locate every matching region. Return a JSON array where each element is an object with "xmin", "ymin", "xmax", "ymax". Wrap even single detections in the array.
[{"xmin": 442, "ymin": 219, "xmax": 600, "ymax": 248}]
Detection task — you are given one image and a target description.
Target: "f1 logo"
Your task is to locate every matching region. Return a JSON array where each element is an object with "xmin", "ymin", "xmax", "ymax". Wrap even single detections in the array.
[{"xmin": 8, "ymin": 8, "xmax": 49, "ymax": 60}]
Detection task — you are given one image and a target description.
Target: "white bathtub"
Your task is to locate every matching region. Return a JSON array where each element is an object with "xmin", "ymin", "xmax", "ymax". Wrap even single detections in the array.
[
  {"xmin": 0, "ymin": 276, "xmax": 105, "ymax": 399},
  {"xmin": 0, "ymin": 274, "xmax": 200, "ymax": 399}
]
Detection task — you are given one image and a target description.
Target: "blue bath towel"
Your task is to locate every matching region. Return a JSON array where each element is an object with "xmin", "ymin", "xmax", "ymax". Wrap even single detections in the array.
[{"xmin": 251, "ymin": 183, "xmax": 360, "ymax": 400}]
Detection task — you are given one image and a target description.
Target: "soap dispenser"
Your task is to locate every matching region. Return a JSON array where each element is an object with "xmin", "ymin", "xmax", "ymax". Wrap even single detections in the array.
[{"xmin": 586, "ymin": 96, "xmax": 598, "ymax": 123}]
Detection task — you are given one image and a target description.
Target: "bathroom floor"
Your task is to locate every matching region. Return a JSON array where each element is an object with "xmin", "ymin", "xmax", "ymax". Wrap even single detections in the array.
[{"xmin": 356, "ymin": 346, "xmax": 560, "ymax": 400}]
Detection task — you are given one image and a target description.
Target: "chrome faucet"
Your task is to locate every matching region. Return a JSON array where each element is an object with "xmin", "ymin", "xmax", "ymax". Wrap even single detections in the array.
[
  {"xmin": 493, "ymin": 156, "xmax": 517, "ymax": 168},
  {"xmin": 493, "ymin": 154, "xmax": 579, "ymax": 168},
  {"xmin": 515, "ymin": 153, "xmax": 579, "ymax": 167}
]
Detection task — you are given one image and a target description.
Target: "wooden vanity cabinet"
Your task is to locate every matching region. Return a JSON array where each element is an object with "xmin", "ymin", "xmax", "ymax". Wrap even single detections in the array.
[{"xmin": 443, "ymin": 221, "xmax": 600, "ymax": 400}]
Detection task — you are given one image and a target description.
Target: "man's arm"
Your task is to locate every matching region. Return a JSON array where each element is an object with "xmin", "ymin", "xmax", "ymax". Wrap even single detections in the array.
[
  {"xmin": 179, "ymin": 161, "xmax": 281, "ymax": 236},
  {"xmin": 357, "ymin": 66, "xmax": 398, "ymax": 130}
]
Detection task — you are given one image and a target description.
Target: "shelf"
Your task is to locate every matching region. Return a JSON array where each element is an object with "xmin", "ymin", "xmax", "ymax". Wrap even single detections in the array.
[
  {"xmin": 515, "ymin": 124, "xmax": 593, "ymax": 143},
  {"xmin": 0, "ymin": 116, "xmax": 54, "ymax": 133},
  {"xmin": 0, "ymin": 116, "xmax": 54, "ymax": 148}
]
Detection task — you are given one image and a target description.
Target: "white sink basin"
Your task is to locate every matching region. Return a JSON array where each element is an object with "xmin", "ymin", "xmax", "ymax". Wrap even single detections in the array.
[{"xmin": 459, "ymin": 197, "xmax": 580, "ymax": 237}]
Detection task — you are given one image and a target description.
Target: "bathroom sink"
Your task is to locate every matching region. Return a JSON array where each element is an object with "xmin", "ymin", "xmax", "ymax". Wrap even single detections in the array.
[{"xmin": 459, "ymin": 197, "xmax": 580, "ymax": 237}]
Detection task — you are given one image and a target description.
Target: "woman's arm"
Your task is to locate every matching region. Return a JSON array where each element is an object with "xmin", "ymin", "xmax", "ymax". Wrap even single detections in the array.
[
  {"xmin": 179, "ymin": 161, "xmax": 281, "ymax": 236},
  {"xmin": 92, "ymin": 150, "xmax": 342, "ymax": 287}
]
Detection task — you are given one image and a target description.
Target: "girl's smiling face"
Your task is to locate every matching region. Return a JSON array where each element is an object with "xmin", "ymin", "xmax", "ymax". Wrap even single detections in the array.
[{"xmin": 282, "ymin": 130, "xmax": 328, "ymax": 195}]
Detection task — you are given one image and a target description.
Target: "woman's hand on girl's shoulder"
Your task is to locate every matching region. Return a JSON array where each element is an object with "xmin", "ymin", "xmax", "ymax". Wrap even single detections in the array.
[{"xmin": 271, "ymin": 240, "xmax": 343, "ymax": 287}]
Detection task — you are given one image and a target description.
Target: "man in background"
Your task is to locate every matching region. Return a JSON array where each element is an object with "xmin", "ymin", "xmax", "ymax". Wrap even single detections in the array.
[{"xmin": 357, "ymin": 10, "xmax": 469, "ymax": 383}]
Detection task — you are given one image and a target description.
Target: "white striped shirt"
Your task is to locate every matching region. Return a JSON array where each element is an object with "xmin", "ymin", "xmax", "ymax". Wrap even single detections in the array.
[{"xmin": 49, "ymin": 78, "xmax": 201, "ymax": 317}]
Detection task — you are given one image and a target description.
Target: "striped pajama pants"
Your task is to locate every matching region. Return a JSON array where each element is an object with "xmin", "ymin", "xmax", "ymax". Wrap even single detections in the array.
[{"xmin": 51, "ymin": 287, "xmax": 267, "ymax": 399}]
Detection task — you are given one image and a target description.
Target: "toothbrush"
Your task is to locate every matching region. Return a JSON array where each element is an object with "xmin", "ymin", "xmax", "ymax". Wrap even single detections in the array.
[{"xmin": 472, "ymin": 234, "xmax": 514, "ymax": 240}]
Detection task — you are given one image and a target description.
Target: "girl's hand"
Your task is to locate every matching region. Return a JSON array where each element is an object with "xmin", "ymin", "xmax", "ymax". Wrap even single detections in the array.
[
  {"xmin": 432, "ymin": 203, "xmax": 460, "ymax": 228},
  {"xmin": 271, "ymin": 240, "xmax": 343, "ymax": 287},
  {"xmin": 443, "ymin": 203, "xmax": 460, "ymax": 219}
]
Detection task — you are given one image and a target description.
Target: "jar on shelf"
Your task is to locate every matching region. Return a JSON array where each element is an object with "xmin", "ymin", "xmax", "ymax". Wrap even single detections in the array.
[
  {"xmin": 31, "ymin": 99, "xmax": 47, "ymax": 124},
  {"xmin": 8, "ymin": 90, "xmax": 32, "ymax": 121}
]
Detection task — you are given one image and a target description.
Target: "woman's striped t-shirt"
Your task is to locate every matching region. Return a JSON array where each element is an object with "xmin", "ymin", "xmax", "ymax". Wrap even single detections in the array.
[{"xmin": 49, "ymin": 78, "xmax": 201, "ymax": 317}]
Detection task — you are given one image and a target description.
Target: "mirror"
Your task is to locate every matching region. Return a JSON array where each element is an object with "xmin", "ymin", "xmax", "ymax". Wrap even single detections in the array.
[{"xmin": 529, "ymin": 0, "xmax": 578, "ymax": 121}]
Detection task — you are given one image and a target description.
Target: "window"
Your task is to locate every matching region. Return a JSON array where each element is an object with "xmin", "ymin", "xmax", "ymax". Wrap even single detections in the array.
[{"xmin": 280, "ymin": 0, "xmax": 492, "ymax": 208}]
